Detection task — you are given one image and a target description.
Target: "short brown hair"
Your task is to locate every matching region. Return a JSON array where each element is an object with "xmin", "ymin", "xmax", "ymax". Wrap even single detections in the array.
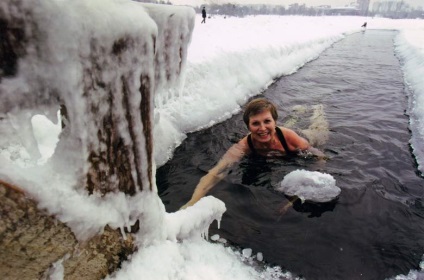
[{"xmin": 243, "ymin": 98, "xmax": 278, "ymax": 126}]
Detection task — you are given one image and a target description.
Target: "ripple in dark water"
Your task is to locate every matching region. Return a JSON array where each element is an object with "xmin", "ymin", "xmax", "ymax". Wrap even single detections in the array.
[{"xmin": 157, "ymin": 30, "xmax": 424, "ymax": 280}]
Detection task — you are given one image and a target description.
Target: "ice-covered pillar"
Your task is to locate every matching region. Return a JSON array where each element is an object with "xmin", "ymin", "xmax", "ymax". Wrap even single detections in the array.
[
  {"xmin": 141, "ymin": 3, "xmax": 195, "ymax": 105},
  {"xmin": 0, "ymin": 1, "xmax": 196, "ymax": 278},
  {"xmin": 0, "ymin": 0, "xmax": 195, "ymax": 195}
]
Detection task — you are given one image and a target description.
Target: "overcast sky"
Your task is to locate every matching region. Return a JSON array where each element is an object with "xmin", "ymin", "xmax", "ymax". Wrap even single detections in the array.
[{"xmin": 170, "ymin": 0, "xmax": 424, "ymax": 9}]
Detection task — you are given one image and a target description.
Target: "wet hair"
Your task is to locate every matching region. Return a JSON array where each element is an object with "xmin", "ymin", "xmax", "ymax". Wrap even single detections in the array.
[{"xmin": 243, "ymin": 98, "xmax": 278, "ymax": 126}]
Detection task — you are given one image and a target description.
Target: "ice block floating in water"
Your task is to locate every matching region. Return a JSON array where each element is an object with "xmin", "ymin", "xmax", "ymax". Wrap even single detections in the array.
[{"xmin": 276, "ymin": 169, "xmax": 341, "ymax": 203}]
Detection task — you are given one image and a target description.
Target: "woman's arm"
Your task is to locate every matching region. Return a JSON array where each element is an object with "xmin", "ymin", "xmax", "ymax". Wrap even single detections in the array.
[
  {"xmin": 281, "ymin": 127, "xmax": 326, "ymax": 159},
  {"xmin": 181, "ymin": 140, "xmax": 247, "ymax": 209},
  {"xmin": 305, "ymin": 146, "xmax": 327, "ymax": 158}
]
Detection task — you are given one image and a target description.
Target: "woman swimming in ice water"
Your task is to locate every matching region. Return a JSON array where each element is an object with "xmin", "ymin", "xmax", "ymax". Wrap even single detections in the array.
[{"xmin": 181, "ymin": 98, "xmax": 325, "ymax": 209}]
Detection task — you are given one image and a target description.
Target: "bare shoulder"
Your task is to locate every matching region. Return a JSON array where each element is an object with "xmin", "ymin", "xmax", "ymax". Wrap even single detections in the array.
[
  {"xmin": 279, "ymin": 127, "xmax": 301, "ymax": 139},
  {"xmin": 238, "ymin": 135, "xmax": 249, "ymax": 147},
  {"xmin": 221, "ymin": 136, "xmax": 249, "ymax": 162},
  {"xmin": 279, "ymin": 126, "xmax": 309, "ymax": 150},
  {"xmin": 235, "ymin": 136, "xmax": 250, "ymax": 154}
]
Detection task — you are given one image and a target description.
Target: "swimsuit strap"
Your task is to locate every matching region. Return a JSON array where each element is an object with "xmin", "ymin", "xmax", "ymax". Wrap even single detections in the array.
[
  {"xmin": 275, "ymin": 126, "xmax": 296, "ymax": 156},
  {"xmin": 247, "ymin": 134, "xmax": 256, "ymax": 154}
]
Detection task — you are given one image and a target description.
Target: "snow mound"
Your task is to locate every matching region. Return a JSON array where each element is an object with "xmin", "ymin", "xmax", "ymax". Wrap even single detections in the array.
[{"xmin": 276, "ymin": 169, "xmax": 340, "ymax": 203}]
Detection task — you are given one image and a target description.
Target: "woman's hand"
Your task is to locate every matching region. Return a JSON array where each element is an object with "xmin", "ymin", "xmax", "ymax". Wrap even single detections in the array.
[{"xmin": 180, "ymin": 142, "xmax": 247, "ymax": 210}]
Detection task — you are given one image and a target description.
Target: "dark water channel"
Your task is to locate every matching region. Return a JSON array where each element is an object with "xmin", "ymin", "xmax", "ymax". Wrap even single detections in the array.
[{"xmin": 157, "ymin": 30, "xmax": 424, "ymax": 280}]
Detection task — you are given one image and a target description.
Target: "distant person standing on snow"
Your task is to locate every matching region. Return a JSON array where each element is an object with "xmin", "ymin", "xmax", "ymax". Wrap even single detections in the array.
[{"xmin": 201, "ymin": 7, "xmax": 206, "ymax": 23}]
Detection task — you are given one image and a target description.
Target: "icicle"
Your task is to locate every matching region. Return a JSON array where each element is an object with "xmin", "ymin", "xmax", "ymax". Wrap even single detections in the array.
[
  {"xmin": 120, "ymin": 226, "xmax": 127, "ymax": 241},
  {"xmin": 7, "ymin": 111, "xmax": 42, "ymax": 161}
]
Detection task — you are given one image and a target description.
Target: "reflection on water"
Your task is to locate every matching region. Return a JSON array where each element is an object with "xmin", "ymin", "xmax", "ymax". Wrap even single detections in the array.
[
  {"xmin": 157, "ymin": 30, "xmax": 424, "ymax": 280},
  {"xmin": 290, "ymin": 198, "xmax": 337, "ymax": 218}
]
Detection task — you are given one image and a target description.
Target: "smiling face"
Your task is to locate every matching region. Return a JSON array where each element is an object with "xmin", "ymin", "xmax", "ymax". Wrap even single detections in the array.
[{"xmin": 248, "ymin": 110, "xmax": 276, "ymax": 143}]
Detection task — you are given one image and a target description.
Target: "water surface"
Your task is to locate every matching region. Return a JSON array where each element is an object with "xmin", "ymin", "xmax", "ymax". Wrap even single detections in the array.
[{"xmin": 157, "ymin": 30, "xmax": 424, "ymax": 280}]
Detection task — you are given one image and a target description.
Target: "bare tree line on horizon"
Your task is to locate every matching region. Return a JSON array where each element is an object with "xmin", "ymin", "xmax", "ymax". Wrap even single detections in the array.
[{"xmin": 133, "ymin": 0, "xmax": 424, "ymax": 19}]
